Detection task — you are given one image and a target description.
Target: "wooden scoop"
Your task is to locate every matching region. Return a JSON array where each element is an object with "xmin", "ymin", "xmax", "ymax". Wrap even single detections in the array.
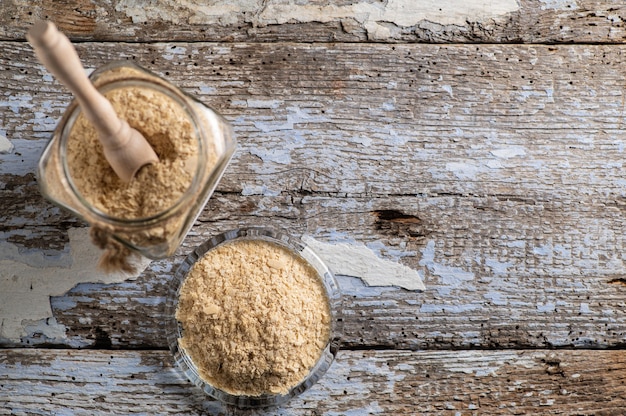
[{"xmin": 27, "ymin": 21, "xmax": 159, "ymax": 182}]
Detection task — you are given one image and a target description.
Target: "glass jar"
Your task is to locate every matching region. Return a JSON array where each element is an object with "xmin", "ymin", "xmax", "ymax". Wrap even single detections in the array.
[
  {"xmin": 38, "ymin": 61, "xmax": 236, "ymax": 260},
  {"xmin": 165, "ymin": 227, "xmax": 343, "ymax": 408}
]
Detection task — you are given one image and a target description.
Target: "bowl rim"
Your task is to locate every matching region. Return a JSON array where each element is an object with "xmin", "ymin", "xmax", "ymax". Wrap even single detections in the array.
[{"xmin": 164, "ymin": 227, "xmax": 343, "ymax": 409}]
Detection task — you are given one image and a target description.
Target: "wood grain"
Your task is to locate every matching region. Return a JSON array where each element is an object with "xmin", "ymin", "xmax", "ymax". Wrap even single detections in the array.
[
  {"xmin": 4, "ymin": 41, "xmax": 626, "ymax": 349},
  {"xmin": 4, "ymin": 0, "xmax": 626, "ymax": 44},
  {"xmin": 2, "ymin": 348, "xmax": 625, "ymax": 415},
  {"xmin": 34, "ymin": 259, "xmax": 625, "ymax": 350},
  {"xmin": 4, "ymin": 1, "xmax": 626, "ymax": 414}
]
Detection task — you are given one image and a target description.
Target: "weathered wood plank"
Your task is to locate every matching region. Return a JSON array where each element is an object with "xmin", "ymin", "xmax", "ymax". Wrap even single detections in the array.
[
  {"xmin": 33, "ymin": 258, "xmax": 625, "ymax": 350},
  {"xmin": 1, "ymin": 348, "xmax": 625, "ymax": 415},
  {"xmin": 5, "ymin": 41, "xmax": 626, "ymax": 221},
  {"xmin": 4, "ymin": 0, "xmax": 626, "ymax": 45},
  {"xmin": 6, "ymin": 41, "xmax": 626, "ymax": 194},
  {"xmin": 5, "ymin": 1, "xmax": 626, "ymax": 412},
  {"xmin": 5, "ymin": 41, "xmax": 626, "ymax": 194},
  {"xmin": 4, "ymin": 41, "xmax": 626, "ymax": 348}
]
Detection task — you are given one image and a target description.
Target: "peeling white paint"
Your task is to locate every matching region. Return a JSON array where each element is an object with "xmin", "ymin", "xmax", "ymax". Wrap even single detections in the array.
[
  {"xmin": 247, "ymin": 99, "xmax": 282, "ymax": 109},
  {"xmin": 540, "ymin": 0, "xmax": 578, "ymax": 11},
  {"xmin": 441, "ymin": 352, "xmax": 507, "ymax": 377},
  {"xmin": 0, "ymin": 92, "xmax": 34, "ymax": 114},
  {"xmin": 240, "ymin": 183, "xmax": 281, "ymax": 196},
  {"xmin": 198, "ymin": 85, "xmax": 217, "ymax": 95},
  {"xmin": 78, "ymin": 317, "xmax": 93, "ymax": 325},
  {"xmin": 162, "ymin": 46, "xmax": 187, "ymax": 61},
  {"xmin": 335, "ymin": 275, "xmax": 396, "ymax": 298},
  {"xmin": 326, "ymin": 402, "xmax": 385, "ymax": 416},
  {"xmin": 490, "ymin": 146, "xmax": 527, "ymax": 159},
  {"xmin": 0, "ymin": 228, "xmax": 150, "ymax": 342},
  {"xmin": 533, "ymin": 243, "xmax": 554, "ymax": 257},
  {"xmin": 254, "ymin": 106, "xmax": 329, "ymax": 133},
  {"xmin": 0, "ymin": 239, "xmax": 71, "ymax": 268},
  {"xmin": 302, "ymin": 236, "xmax": 425, "ymax": 291},
  {"xmin": 419, "ymin": 303, "xmax": 482, "ymax": 314},
  {"xmin": 115, "ymin": 0, "xmax": 521, "ymax": 40},
  {"xmin": 484, "ymin": 291, "xmax": 507, "ymax": 306},
  {"xmin": 484, "ymin": 258, "xmax": 514, "ymax": 275},
  {"xmin": 516, "ymin": 87, "xmax": 546, "ymax": 103},
  {"xmin": 445, "ymin": 161, "xmax": 485, "ymax": 180},
  {"xmin": 506, "ymin": 240, "xmax": 526, "ymax": 249},
  {"xmin": 248, "ymin": 146, "xmax": 292, "ymax": 165},
  {"xmin": 0, "ymin": 139, "xmax": 46, "ymax": 176},
  {"xmin": 351, "ymin": 135, "xmax": 373, "ymax": 147},
  {"xmin": 419, "ymin": 240, "xmax": 475, "ymax": 296},
  {"xmin": 259, "ymin": 0, "xmax": 520, "ymax": 39},
  {"xmin": 248, "ymin": 106, "xmax": 328, "ymax": 167},
  {"xmin": 22, "ymin": 317, "xmax": 68, "ymax": 341},
  {"xmin": 381, "ymin": 100, "xmax": 396, "ymax": 111},
  {"xmin": 537, "ymin": 302, "xmax": 556, "ymax": 313},
  {"xmin": 0, "ymin": 133, "xmax": 13, "ymax": 154}
]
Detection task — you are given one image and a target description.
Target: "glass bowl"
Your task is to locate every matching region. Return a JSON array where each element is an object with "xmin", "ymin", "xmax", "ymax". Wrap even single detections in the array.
[{"xmin": 165, "ymin": 227, "xmax": 343, "ymax": 408}]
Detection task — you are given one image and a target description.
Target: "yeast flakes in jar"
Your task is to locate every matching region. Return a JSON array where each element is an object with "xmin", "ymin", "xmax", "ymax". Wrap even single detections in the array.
[{"xmin": 39, "ymin": 62, "xmax": 236, "ymax": 271}]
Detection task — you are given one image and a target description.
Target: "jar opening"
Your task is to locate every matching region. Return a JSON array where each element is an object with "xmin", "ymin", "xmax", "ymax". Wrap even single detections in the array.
[{"xmin": 59, "ymin": 77, "xmax": 205, "ymax": 226}]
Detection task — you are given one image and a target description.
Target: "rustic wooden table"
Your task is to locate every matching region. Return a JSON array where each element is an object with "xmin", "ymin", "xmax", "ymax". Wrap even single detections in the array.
[{"xmin": 3, "ymin": 1, "xmax": 626, "ymax": 414}]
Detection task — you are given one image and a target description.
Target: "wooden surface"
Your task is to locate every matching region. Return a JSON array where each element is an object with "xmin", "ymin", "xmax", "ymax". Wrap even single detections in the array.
[
  {"xmin": 3, "ymin": 0, "xmax": 626, "ymax": 414},
  {"xmin": 3, "ymin": 349, "xmax": 626, "ymax": 415}
]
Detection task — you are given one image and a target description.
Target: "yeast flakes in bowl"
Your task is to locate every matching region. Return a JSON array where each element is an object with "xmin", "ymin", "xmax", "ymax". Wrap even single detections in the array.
[{"xmin": 166, "ymin": 228, "xmax": 342, "ymax": 409}]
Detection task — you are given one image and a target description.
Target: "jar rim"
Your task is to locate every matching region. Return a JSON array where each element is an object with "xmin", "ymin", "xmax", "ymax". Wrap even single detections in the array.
[{"xmin": 58, "ymin": 75, "xmax": 206, "ymax": 226}]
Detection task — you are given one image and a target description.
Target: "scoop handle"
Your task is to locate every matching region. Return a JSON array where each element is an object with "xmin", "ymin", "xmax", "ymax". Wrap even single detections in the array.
[{"xmin": 27, "ymin": 21, "xmax": 125, "ymax": 146}]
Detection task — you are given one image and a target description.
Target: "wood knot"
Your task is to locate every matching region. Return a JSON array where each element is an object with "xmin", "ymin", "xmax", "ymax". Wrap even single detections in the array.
[
  {"xmin": 373, "ymin": 209, "xmax": 429, "ymax": 239},
  {"xmin": 374, "ymin": 209, "xmax": 422, "ymax": 224},
  {"xmin": 608, "ymin": 278, "xmax": 626, "ymax": 287}
]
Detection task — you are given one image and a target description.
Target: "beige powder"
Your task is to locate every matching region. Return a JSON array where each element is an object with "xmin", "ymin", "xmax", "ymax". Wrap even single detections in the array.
[
  {"xmin": 65, "ymin": 86, "xmax": 199, "ymax": 219},
  {"xmin": 176, "ymin": 239, "xmax": 331, "ymax": 396}
]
